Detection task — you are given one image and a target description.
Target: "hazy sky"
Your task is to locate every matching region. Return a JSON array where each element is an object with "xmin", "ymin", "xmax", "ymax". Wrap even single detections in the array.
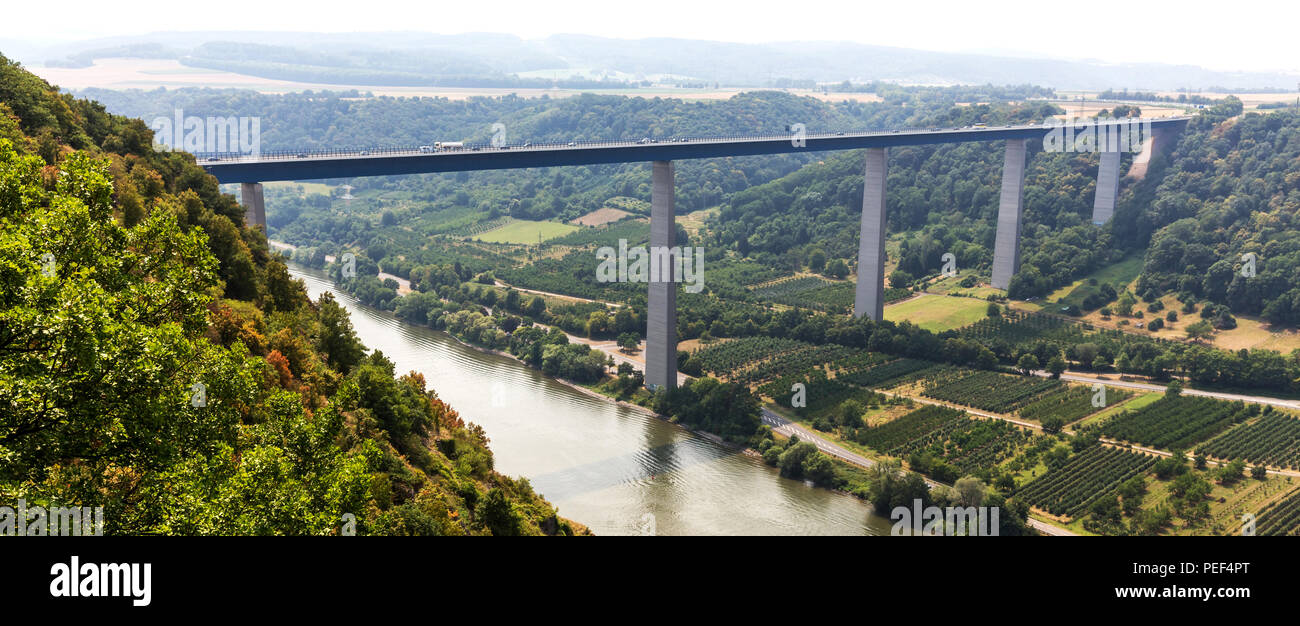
[{"xmin": 7, "ymin": 0, "xmax": 1300, "ymax": 74}]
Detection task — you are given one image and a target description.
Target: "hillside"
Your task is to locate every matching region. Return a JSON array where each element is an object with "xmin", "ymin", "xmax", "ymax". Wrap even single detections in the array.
[
  {"xmin": 20, "ymin": 31, "xmax": 1300, "ymax": 90},
  {"xmin": 0, "ymin": 53, "xmax": 586, "ymax": 535}
]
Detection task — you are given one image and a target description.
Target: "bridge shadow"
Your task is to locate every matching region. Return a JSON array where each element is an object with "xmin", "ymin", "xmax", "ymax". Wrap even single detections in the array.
[{"xmin": 526, "ymin": 438, "xmax": 744, "ymax": 502}]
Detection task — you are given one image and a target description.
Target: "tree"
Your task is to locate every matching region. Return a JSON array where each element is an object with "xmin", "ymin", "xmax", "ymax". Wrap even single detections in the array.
[
  {"xmin": 1075, "ymin": 343, "xmax": 1100, "ymax": 367},
  {"xmin": 1046, "ymin": 355, "xmax": 1066, "ymax": 379},
  {"xmin": 953, "ymin": 476, "xmax": 986, "ymax": 507},
  {"xmin": 1116, "ymin": 291, "xmax": 1136, "ymax": 316},
  {"xmin": 825, "ymin": 258, "xmax": 849, "ymax": 279},
  {"xmin": 525, "ymin": 295, "xmax": 546, "ymax": 318},
  {"xmin": 477, "ymin": 488, "xmax": 521, "ymax": 536},
  {"xmin": 1016, "ymin": 353, "xmax": 1040, "ymax": 376},
  {"xmin": 1044, "ymin": 445, "xmax": 1071, "ymax": 470},
  {"xmin": 1041, "ymin": 415, "xmax": 1066, "ymax": 434},
  {"xmin": 1185, "ymin": 320, "xmax": 1214, "ymax": 341},
  {"xmin": 618, "ymin": 333, "xmax": 640, "ymax": 353},
  {"xmin": 838, "ymin": 399, "xmax": 865, "ymax": 428},
  {"xmin": 801, "ymin": 452, "xmax": 836, "ymax": 486},
  {"xmin": 778, "ymin": 441, "xmax": 818, "ymax": 478},
  {"xmin": 986, "ymin": 302, "xmax": 1001, "ymax": 317},
  {"xmin": 319, "ymin": 292, "xmax": 366, "ymax": 373},
  {"xmin": 504, "ymin": 289, "xmax": 521, "ymax": 312},
  {"xmin": 807, "ymin": 248, "xmax": 826, "ymax": 272},
  {"xmin": 1218, "ymin": 459, "xmax": 1246, "ymax": 484}
]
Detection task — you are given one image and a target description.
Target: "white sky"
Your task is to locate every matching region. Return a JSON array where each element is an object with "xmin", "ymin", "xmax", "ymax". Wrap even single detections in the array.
[{"xmin": 5, "ymin": 0, "xmax": 1299, "ymax": 74}]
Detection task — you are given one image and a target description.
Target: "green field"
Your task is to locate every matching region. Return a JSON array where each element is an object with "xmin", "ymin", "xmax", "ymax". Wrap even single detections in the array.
[
  {"xmin": 885, "ymin": 294, "xmax": 990, "ymax": 332},
  {"xmin": 475, "ymin": 219, "xmax": 580, "ymax": 244},
  {"xmin": 263, "ymin": 181, "xmax": 333, "ymax": 195},
  {"xmin": 1076, "ymin": 391, "xmax": 1162, "ymax": 428},
  {"xmin": 1044, "ymin": 255, "xmax": 1144, "ymax": 309}
]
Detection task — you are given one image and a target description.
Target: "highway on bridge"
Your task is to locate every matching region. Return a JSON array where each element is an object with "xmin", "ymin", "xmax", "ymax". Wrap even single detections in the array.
[{"xmin": 200, "ymin": 118, "xmax": 1190, "ymax": 184}]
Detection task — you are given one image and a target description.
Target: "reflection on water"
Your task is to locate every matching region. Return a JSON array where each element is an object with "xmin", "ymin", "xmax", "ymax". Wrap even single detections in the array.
[{"xmin": 290, "ymin": 263, "xmax": 890, "ymax": 536}]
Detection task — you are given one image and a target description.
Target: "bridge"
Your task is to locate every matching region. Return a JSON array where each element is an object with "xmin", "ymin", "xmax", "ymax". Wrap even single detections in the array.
[{"xmin": 203, "ymin": 117, "xmax": 1190, "ymax": 391}]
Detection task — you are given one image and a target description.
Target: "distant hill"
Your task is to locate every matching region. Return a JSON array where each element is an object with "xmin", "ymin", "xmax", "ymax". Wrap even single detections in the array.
[{"xmin": 15, "ymin": 31, "xmax": 1300, "ymax": 91}]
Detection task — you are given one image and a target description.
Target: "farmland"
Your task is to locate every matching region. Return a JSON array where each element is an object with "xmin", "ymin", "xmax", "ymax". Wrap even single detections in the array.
[
  {"xmin": 1018, "ymin": 445, "xmax": 1157, "ymax": 519},
  {"xmin": 751, "ymin": 276, "xmax": 857, "ymax": 312},
  {"xmin": 759, "ymin": 369, "xmax": 886, "ymax": 424},
  {"xmin": 959, "ymin": 309, "xmax": 1085, "ymax": 345},
  {"xmin": 884, "ymin": 294, "xmax": 990, "ymax": 332},
  {"xmin": 693, "ymin": 336, "xmax": 811, "ymax": 377},
  {"xmin": 1018, "ymin": 385, "xmax": 1132, "ymax": 425},
  {"xmin": 1100, "ymin": 395, "xmax": 1251, "ymax": 450},
  {"xmin": 919, "ymin": 369, "xmax": 1064, "ymax": 414},
  {"xmin": 853, "ymin": 405, "xmax": 1035, "ymax": 480},
  {"xmin": 1197, "ymin": 408, "xmax": 1300, "ymax": 470},
  {"xmin": 837, "ymin": 358, "xmax": 938, "ymax": 389},
  {"xmin": 692, "ymin": 337, "xmax": 860, "ymax": 387},
  {"xmin": 549, "ymin": 218, "xmax": 650, "ymax": 248},
  {"xmin": 475, "ymin": 219, "xmax": 580, "ymax": 244},
  {"xmin": 855, "ymin": 405, "xmax": 968, "ymax": 457},
  {"xmin": 1256, "ymin": 488, "xmax": 1300, "ymax": 536}
]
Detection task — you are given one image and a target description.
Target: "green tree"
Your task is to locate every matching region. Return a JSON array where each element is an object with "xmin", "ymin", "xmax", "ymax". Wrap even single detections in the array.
[
  {"xmin": 807, "ymin": 248, "xmax": 826, "ymax": 272},
  {"xmin": 1016, "ymin": 353, "xmax": 1040, "ymax": 375},
  {"xmin": 1046, "ymin": 355, "xmax": 1066, "ymax": 379},
  {"xmin": 318, "ymin": 291, "xmax": 365, "ymax": 373}
]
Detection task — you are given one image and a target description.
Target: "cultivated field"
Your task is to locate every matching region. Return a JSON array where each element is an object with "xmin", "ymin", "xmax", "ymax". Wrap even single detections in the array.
[
  {"xmin": 475, "ymin": 219, "xmax": 580, "ymax": 244},
  {"xmin": 570, "ymin": 207, "xmax": 632, "ymax": 226},
  {"xmin": 885, "ymin": 294, "xmax": 990, "ymax": 332}
]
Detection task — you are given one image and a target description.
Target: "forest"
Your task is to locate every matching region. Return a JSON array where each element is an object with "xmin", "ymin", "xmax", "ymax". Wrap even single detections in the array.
[{"xmin": 0, "ymin": 53, "xmax": 585, "ymax": 536}]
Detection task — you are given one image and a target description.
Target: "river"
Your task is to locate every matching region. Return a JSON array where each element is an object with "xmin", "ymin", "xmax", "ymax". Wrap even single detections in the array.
[{"xmin": 290, "ymin": 264, "xmax": 892, "ymax": 535}]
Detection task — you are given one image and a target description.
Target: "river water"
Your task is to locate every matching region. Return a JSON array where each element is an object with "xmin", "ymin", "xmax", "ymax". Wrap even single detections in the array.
[{"xmin": 290, "ymin": 264, "xmax": 891, "ymax": 535}]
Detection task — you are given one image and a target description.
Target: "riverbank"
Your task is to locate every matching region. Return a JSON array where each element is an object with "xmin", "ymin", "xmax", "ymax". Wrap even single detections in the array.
[
  {"xmin": 287, "ymin": 261, "xmax": 899, "ymax": 535},
  {"xmin": 425, "ymin": 316, "xmax": 750, "ymax": 452}
]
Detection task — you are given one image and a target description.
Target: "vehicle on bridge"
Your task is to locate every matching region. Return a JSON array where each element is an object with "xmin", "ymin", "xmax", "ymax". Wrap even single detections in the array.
[{"xmin": 435, "ymin": 141, "xmax": 464, "ymax": 150}]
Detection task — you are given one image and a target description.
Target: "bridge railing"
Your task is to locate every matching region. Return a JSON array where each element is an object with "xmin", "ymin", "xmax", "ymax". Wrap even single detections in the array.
[{"xmin": 195, "ymin": 117, "xmax": 1187, "ymax": 163}]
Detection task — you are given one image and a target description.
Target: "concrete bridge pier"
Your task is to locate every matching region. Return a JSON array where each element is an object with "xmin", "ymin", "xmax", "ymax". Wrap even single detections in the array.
[
  {"xmin": 854, "ymin": 147, "xmax": 888, "ymax": 321},
  {"xmin": 645, "ymin": 160, "xmax": 678, "ymax": 391},
  {"xmin": 991, "ymin": 138, "xmax": 1027, "ymax": 291},
  {"xmin": 1092, "ymin": 148, "xmax": 1122, "ymax": 225},
  {"xmin": 240, "ymin": 182, "xmax": 267, "ymax": 231}
]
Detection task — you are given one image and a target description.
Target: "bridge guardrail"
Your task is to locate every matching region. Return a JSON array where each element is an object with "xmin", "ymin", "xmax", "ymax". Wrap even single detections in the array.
[{"xmin": 195, "ymin": 117, "xmax": 1189, "ymax": 164}]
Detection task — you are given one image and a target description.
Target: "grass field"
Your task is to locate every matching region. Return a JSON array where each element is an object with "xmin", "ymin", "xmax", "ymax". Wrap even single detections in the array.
[
  {"xmin": 264, "ymin": 181, "xmax": 333, "ymax": 196},
  {"xmin": 885, "ymin": 294, "xmax": 990, "ymax": 332},
  {"xmin": 1044, "ymin": 255, "xmax": 1143, "ymax": 308},
  {"xmin": 475, "ymin": 219, "xmax": 580, "ymax": 244},
  {"xmin": 679, "ymin": 208, "xmax": 718, "ymax": 238},
  {"xmin": 926, "ymin": 270, "xmax": 1003, "ymax": 299},
  {"xmin": 1077, "ymin": 391, "xmax": 1162, "ymax": 428}
]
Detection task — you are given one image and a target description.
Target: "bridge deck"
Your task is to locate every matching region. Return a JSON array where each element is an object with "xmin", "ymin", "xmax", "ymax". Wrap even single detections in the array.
[{"xmin": 201, "ymin": 118, "xmax": 1190, "ymax": 183}]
